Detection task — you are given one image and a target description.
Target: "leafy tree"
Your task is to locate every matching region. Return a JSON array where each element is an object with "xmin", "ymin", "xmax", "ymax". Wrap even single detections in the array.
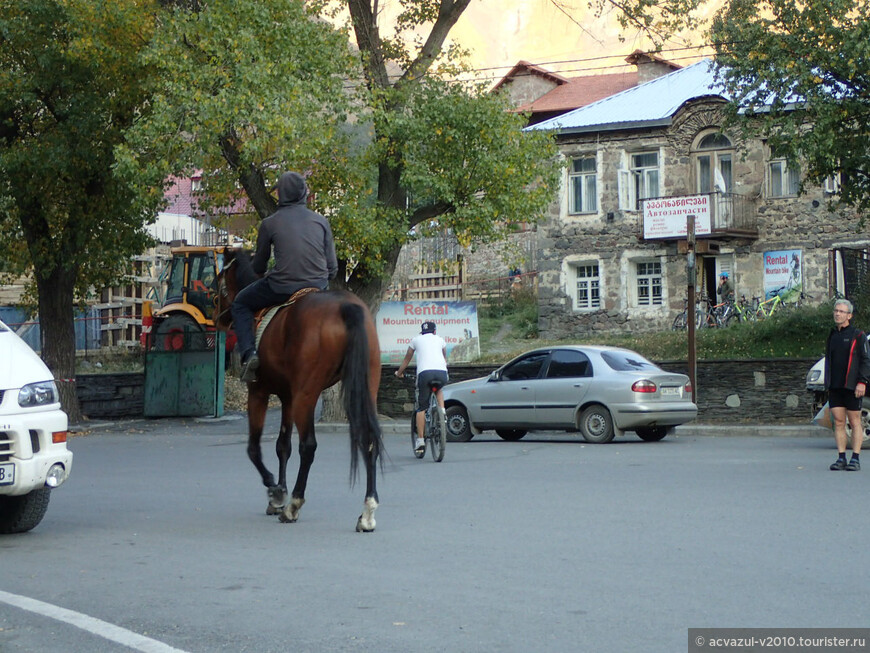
[
  {"xmin": 0, "ymin": 0, "xmax": 163, "ymax": 421},
  {"xmin": 711, "ymin": 0, "xmax": 870, "ymax": 214},
  {"xmin": 127, "ymin": 0, "xmax": 561, "ymax": 307}
]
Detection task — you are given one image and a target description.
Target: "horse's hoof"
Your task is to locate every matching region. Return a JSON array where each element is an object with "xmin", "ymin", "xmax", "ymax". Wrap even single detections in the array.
[
  {"xmin": 266, "ymin": 504, "xmax": 281, "ymax": 516},
  {"xmin": 279, "ymin": 496, "xmax": 305, "ymax": 523},
  {"xmin": 355, "ymin": 497, "xmax": 378, "ymax": 532},
  {"xmin": 355, "ymin": 516, "xmax": 376, "ymax": 533}
]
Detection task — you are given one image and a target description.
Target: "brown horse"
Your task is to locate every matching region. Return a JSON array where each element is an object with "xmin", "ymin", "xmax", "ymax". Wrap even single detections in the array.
[{"xmin": 214, "ymin": 247, "xmax": 383, "ymax": 532}]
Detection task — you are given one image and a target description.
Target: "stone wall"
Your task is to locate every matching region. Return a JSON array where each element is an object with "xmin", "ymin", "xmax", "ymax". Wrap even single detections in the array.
[{"xmin": 77, "ymin": 358, "xmax": 818, "ymax": 425}]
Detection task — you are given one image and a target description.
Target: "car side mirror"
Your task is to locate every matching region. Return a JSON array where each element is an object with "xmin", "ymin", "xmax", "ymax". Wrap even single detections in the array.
[{"xmin": 488, "ymin": 370, "xmax": 499, "ymax": 381}]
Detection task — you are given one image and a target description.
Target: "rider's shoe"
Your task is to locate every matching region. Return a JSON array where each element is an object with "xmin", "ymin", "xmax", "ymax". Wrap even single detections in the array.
[
  {"xmin": 415, "ymin": 438, "xmax": 425, "ymax": 455},
  {"xmin": 240, "ymin": 354, "xmax": 260, "ymax": 382}
]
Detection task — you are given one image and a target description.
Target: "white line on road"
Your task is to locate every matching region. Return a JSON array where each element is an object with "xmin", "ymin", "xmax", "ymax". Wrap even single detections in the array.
[{"xmin": 0, "ymin": 589, "xmax": 190, "ymax": 653}]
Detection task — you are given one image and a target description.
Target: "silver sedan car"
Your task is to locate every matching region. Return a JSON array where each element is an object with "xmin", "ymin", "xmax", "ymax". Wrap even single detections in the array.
[{"xmin": 442, "ymin": 345, "xmax": 697, "ymax": 443}]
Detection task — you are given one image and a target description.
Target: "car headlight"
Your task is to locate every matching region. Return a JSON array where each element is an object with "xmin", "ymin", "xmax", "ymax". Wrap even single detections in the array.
[
  {"xmin": 807, "ymin": 370, "xmax": 821, "ymax": 384},
  {"xmin": 18, "ymin": 381, "xmax": 59, "ymax": 407}
]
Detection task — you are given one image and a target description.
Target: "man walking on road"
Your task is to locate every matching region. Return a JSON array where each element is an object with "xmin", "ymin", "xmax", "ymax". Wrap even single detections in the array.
[{"xmin": 825, "ymin": 298, "xmax": 870, "ymax": 471}]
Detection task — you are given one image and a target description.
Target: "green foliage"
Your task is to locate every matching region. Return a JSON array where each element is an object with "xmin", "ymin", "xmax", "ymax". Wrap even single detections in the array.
[
  {"xmin": 711, "ymin": 0, "xmax": 870, "ymax": 214},
  {"xmin": 0, "ymin": 0, "xmax": 162, "ymax": 299}
]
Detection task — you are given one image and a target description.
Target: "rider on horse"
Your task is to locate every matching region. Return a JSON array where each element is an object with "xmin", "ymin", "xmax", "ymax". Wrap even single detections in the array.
[{"xmin": 232, "ymin": 171, "xmax": 338, "ymax": 382}]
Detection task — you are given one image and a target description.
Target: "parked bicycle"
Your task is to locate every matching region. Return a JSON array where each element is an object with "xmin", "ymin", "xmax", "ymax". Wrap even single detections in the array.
[
  {"xmin": 731, "ymin": 295, "xmax": 757, "ymax": 323},
  {"xmin": 752, "ymin": 294, "xmax": 783, "ymax": 320},
  {"xmin": 411, "ymin": 377, "xmax": 447, "ymax": 462}
]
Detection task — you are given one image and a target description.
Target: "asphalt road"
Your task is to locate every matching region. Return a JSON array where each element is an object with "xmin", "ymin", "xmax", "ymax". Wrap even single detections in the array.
[{"xmin": 0, "ymin": 412, "xmax": 867, "ymax": 653}]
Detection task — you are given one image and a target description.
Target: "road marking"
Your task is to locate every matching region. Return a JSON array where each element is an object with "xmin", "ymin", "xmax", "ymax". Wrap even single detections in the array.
[{"xmin": 0, "ymin": 589, "xmax": 190, "ymax": 653}]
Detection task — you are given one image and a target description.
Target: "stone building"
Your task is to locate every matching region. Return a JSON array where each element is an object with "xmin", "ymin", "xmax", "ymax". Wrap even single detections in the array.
[{"xmin": 527, "ymin": 59, "xmax": 869, "ymax": 339}]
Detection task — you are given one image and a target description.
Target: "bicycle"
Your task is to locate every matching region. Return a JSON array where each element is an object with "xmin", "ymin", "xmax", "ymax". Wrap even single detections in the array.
[
  {"xmin": 411, "ymin": 378, "xmax": 447, "ymax": 462},
  {"xmin": 672, "ymin": 297, "xmax": 708, "ymax": 330},
  {"xmin": 752, "ymin": 294, "xmax": 783, "ymax": 320},
  {"xmin": 731, "ymin": 295, "xmax": 756, "ymax": 323}
]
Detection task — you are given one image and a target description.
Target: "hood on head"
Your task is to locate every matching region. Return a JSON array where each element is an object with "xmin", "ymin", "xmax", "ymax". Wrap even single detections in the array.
[{"xmin": 277, "ymin": 172, "xmax": 308, "ymax": 206}]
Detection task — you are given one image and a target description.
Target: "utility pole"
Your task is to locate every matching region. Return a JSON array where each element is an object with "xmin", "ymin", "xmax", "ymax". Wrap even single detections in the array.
[{"xmin": 686, "ymin": 214, "xmax": 697, "ymax": 403}]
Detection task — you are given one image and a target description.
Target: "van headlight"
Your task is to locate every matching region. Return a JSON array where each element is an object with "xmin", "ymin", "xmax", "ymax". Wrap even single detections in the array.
[
  {"xmin": 18, "ymin": 381, "xmax": 59, "ymax": 407},
  {"xmin": 807, "ymin": 370, "xmax": 821, "ymax": 384}
]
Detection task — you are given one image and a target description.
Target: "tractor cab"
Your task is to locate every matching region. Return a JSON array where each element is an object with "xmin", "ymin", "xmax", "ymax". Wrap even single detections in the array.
[{"xmin": 148, "ymin": 243, "xmax": 235, "ymax": 352}]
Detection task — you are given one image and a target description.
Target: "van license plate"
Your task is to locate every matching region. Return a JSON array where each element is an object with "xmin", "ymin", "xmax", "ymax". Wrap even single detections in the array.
[
  {"xmin": 0, "ymin": 463, "xmax": 14, "ymax": 485},
  {"xmin": 660, "ymin": 387, "xmax": 680, "ymax": 396}
]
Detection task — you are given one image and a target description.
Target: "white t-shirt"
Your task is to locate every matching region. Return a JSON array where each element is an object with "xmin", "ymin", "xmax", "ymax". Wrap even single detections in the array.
[{"xmin": 409, "ymin": 333, "xmax": 448, "ymax": 373}]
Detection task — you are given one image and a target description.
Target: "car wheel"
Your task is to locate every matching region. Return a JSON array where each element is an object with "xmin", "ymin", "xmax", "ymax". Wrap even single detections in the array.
[
  {"xmin": 495, "ymin": 429, "xmax": 527, "ymax": 441},
  {"xmin": 579, "ymin": 405, "xmax": 615, "ymax": 443},
  {"xmin": 0, "ymin": 488, "xmax": 51, "ymax": 534},
  {"xmin": 635, "ymin": 426, "xmax": 669, "ymax": 442},
  {"xmin": 445, "ymin": 405, "xmax": 474, "ymax": 442}
]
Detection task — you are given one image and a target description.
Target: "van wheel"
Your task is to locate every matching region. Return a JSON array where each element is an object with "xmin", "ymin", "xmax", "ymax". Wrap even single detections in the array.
[{"xmin": 0, "ymin": 488, "xmax": 51, "ymax": 534}]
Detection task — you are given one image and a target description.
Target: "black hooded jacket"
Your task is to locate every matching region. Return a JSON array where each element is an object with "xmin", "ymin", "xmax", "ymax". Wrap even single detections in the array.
[
  {"xmin": 825, "ymin": 323, "xmax": 870, "ymax": 391},
  {"xmin": 251, "ymin": 172, "xmax": 338, "ymax": 293}
]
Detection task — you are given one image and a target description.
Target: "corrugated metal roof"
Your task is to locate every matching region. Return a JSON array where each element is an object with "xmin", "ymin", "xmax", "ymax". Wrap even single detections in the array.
[{"xmin": 527, "ymin": 59, "xmax": 728, "ymax": 134}]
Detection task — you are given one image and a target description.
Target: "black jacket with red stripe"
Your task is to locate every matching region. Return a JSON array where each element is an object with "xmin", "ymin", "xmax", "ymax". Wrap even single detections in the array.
[{"xmin": 825, "ymin": 324, "xmax": 870, "ymax": 390}]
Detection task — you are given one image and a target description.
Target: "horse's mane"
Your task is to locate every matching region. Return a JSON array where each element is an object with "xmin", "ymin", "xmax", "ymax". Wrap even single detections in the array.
[{"xmin": 230, "ymin": 249, "xmax": 259, "ymax": 289}]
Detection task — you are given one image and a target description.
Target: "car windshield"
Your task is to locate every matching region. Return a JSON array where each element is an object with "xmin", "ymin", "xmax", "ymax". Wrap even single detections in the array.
[{"xmin": 601, "ymin": 350, "xmax": 658, "ymax": 372}]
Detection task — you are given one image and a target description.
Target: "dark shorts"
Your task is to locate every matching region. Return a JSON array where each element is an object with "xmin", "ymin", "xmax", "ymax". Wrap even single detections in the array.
[
  {"xmin": 416, "ymin": 370, "xmax": 448, "ymax": 412},
  {"xmin": 828, "ymin": 387, "xmax": 863, "ymax": 412}
]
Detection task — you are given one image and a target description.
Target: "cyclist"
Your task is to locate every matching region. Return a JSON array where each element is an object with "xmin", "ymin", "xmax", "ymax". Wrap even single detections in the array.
[
  {"xmin": 717, "ymin": 271, "xmax": 734, "ymax": 302},
  {"xmin": 394, "ymin": 321, "xmax": 448, "ymax": 455}
]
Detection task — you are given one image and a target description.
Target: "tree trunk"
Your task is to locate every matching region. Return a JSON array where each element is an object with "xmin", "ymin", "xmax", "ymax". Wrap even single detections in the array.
[{"xmin": 36, "ymin": 269, "xmax": 83, "ymax": 425}]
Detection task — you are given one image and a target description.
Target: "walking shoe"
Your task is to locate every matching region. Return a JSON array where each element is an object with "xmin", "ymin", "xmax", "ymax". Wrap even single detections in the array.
[
  {"xmin": 415, "ymin": 438, "xmax": 425, "ymax": 455},
  {"xmin": 240, "ymin": 354, "xmax": 259, "ymax": 382},
  {"xmin": 830, "ymin": 458, "xmax": 847, "ymax": 471},
  {"xmin": 846, "ymin": 459, "xmax": 861, "ymax": 471}
]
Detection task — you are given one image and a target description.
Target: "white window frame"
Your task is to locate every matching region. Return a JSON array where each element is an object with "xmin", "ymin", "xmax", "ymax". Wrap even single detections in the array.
[
  {"xmin": 768, "ymin": 158, "xmax": 800, "ymax": 197},
  {"xmin": 573, "ymin": 263, "xmax": 601, "ymax": 310},
  {"xmin": 568, "ymin": 156, "xmax": 598, "ymax": 214},
  {"xmin": 634, "ymin": 259, "xmax": 663, "ymax": 307},
  {"xmin": 824, "ymin": 173, "xmax": 841, "ymax": 194},
  {"xmin": 618, "ymin": 151, "xmax": 661, "ymax": 211}
]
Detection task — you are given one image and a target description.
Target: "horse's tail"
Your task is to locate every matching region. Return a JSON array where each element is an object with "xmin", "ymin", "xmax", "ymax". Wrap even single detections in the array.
[{"xmin": 339, "ymin": 302, "xmax": 383, "ymax": 484}]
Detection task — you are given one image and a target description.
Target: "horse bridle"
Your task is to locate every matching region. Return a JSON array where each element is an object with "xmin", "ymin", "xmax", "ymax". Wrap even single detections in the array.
[{"xmin": 213, "ymin": 257, "xmax": 236, "ymax": 326}]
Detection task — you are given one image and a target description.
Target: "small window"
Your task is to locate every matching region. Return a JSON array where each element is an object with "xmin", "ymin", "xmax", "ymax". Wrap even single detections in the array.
[
  {"xmin": 768, "ymin": 159, "xmax": 800, "ymax": 197},
  {"xmin": 191, "ymin": 178, "xmax": 203, "ymax": 192},
  {"xmin": 501, "ymin": 352, "xmax": 548, "ymax": 381},
  {"xmin": 574, "ymin": 263, "xmax": 600, "ymax": 310},
  {"xmin": 546, "ymin": 350, "xmax": 592, "ymax": 379},
  {"xmin": 568, "ymin": 157, "xmax": 597, "ymax": 214},
  {"xmin": 636, "ymin": 260, "xmax": 663, "ymax": 306}
]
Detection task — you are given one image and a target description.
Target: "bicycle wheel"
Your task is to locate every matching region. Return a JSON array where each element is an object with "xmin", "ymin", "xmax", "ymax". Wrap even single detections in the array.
[
  {"xmin": 672, "ymin": 311, "xmax": 687, "ymax": 330},
  {"xmin": 428, "ymin": 402, "xmax": 447, "ymax": 463}
]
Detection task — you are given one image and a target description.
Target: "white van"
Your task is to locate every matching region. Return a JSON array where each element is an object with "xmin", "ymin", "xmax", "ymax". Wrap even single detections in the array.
[{"xmin": 0, "ymin": 318, "xmax": 73, "ymax": 533}]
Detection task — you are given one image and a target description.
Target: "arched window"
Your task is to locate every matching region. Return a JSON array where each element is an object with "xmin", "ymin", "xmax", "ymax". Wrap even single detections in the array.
[{"xmin": 693, "ymin": 131, "xmax": 733, "ymax": 194}]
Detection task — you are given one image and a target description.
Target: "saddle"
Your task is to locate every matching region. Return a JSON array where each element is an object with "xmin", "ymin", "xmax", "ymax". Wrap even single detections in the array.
[{"xmin": 254, "ymin": 287, "xmax": 319, "ymax": 348}]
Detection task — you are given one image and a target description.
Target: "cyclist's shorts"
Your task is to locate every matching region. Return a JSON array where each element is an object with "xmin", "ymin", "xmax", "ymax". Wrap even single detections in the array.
[
  {"xmin": 416, "ymin": 370, "xmax": 449, "ymax": 412},
  {"xmin": 828, "ymin": 387, "xmax": 863, "ymax": 412}
]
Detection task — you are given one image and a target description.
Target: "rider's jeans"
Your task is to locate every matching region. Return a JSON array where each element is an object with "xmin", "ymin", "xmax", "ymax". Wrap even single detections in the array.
[{"xmin": 230, "ymin": 279, "xmax": 289, "ymax": 362}]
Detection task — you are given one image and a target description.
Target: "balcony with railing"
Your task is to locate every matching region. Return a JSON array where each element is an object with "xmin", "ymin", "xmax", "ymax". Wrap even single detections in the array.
[{"xmin": 641, "ymin": 192, "xmax": 758, "ymax": 241}]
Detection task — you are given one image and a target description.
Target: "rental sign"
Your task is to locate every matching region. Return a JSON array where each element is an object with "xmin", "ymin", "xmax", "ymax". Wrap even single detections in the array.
[{"xmin": 642, "ymin": 195, "xmax": 712, "ymax": 239}]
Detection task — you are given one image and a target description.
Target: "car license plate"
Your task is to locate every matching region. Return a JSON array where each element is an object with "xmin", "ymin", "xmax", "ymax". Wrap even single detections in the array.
[
  {"xmin": 0, "ymin": 463, "xmax": 13, "ymax": 485},
  {"xmin": 660, "ymin": 386, "xmax": 680, "ymax": 396}
]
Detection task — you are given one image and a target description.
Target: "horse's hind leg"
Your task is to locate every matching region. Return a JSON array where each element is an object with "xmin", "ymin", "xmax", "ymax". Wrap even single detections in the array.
[
  {"xmin": 245, "ymin": 389, "xmax": 284, "ymax": 513},
  {"xmin": 355, "ymin": 442, "xmax": 379, "ymax": 533},
  {"xmin": 279, "ymin": 396, "xmax": 317, "ymax": 524},
  {"xmin": 269, "ymin": 400, "xmax": 294, "ymax": 517}
]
